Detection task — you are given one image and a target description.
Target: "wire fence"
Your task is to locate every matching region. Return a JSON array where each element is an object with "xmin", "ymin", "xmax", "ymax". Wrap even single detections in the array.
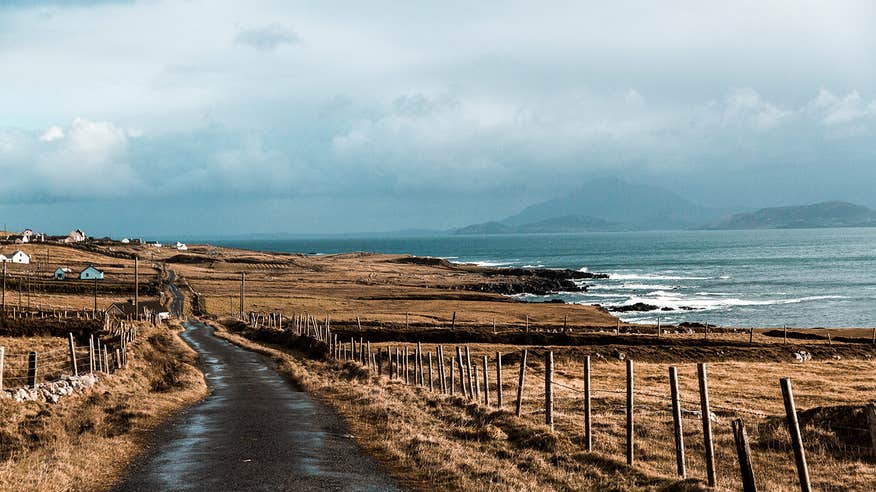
[{"xmin": 243, "ymin": 310, "xmax": 876, "ymax": 491}]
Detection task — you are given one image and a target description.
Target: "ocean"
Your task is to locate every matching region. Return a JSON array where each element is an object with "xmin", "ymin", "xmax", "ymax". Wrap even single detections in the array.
[{"xmin": 209, "ymin": 228, "xmax": 876, "ymax": 329}]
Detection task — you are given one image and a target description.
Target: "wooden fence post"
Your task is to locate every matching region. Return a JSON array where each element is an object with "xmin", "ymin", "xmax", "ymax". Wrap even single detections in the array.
[
  {"xmin": 545, "ymin": 351, "xmax": 554, "ymax": 431},
  {"xmin": 418, "ymin": 342, "xmax": 425, "ymax": 386},
  {"xmin": 0, "ymin": 346, "xmax": 4, "ymax": 391},
  {"xmin": 781, "ymin": 378, "xmax": 811, "ymax": 492},
  {"xmin": 784, "ymin": 325, "xmax": 788, "ymax": 344},
  {"xmin": 465, "ymin": 346, "xmax": 475, "ymax": 399},
  {"xmin": 115, "ymin": 349, "xmax": 121, "ymax": 372},
  {"xmin": 749, "ymin": 326, "xmax": 754, "ymax": 345},
  {"xmin": 428, "ymin": 352, "xmax": 434, "ymax": 391},
  {"xmin": 496, "ymin": 352, "xmax": 503, "ymax": 409},
  {"xmin": 88, "ymin": 335, "xmax": 95, "ymax": 374},
  {"xmin": 584, "ymin": 355, "xmax": 592, "ymax": 452},
  {"xmin": 626, "ymin": 358, "xmax": 634, "ymax": 466},
  {"xmin": 732, "ymin": 418, "xmax": 758, "ymax": 492},
  {"xmin": 68, "ymin": 333, "xmax": 78, "ymax": 376},
  {"xmin": 456, "ymin": 346, "xmax": 467, "ymax": 396},
  {"xmin": 438, "ymin": 345, "xmax": 447, "ymax": 393},
  {"xmin": 515, "ymin": 349, "xmax": 528, "ymax": 417},
  {"xmin": 669, "ymin": 366, "xmax": 686, "ymax": 478},
  {"xmin": 404, "ymin": 346, "xmax": 410, "ymax": 384},
  {"xmin": 450, "ymin": 356, "xmax": 456, "ymax": 395},
  {"xmin": 415, "ymin": 342, "xmax": 421, "ymax": 384},
  {"xmin": 97, "ymin": 340, "xmax": 103, "ymax": 373},
  {"xmin": 698, "ymin": 363, "xmax": 716, "ymax": 487},
  {"xmin": 103, "ymin": 345, "xmax": 109, "ymax": 374},
  {"xmin": 482, "ymin": 355, "xmax": 490, "ymax": 406},
  {"xmin": 27, "ymin": 351, "xmax": 37, "ymax": 389},
  {"xmin": 866, "ymin": 404, "xmax": 876, "ymax": 456},
  {"xmin": 474, "ymin": 365, "xmax": 480, "ymax": 401}
]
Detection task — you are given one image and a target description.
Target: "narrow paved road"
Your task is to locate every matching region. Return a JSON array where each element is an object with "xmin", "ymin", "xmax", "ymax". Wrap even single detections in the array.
[
  {"xmin": 114, "ymin": 321, "xmax": 400, "ymax": 491},
  {"xmin": 166, "ymin": 270, "xmax": 184, "ymax": 317}
]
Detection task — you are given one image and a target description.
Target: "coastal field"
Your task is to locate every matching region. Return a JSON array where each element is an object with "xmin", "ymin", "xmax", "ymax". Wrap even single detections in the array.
[
  {"xmin": 159, "ymin": 243, "xmax": 876, "ymax": 491},
  {"xmin": 1, "ymin": 238, "xmax": 874, "ymax": 490}
]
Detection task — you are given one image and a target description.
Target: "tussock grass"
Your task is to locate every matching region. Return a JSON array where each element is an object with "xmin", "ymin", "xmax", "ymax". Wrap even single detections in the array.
[
  {"xmin": 0, "ymin": 322, "xmax": 206, "ymax": 491},
  {"xmin": 216, "ymin": 321, "xmax": 876, "ymax": 491},
  {"xmin": 210, "ymin": 321, "xmax": 695, "ymax": 491}
]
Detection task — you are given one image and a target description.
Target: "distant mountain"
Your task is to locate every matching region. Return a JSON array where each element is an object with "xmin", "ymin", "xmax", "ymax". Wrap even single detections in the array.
[
  {"xmin": 711, "ymin": 201, "xmax": 876, "ymax": 229},
  {"xmin": 503, "ymin": 177, "xmax": 722, "ymax": 230},
  {"xmin": 455, "ymin": 222, "xmax": 514, "ymax": 235},
  {"xmin": 456, "ymin": 215, "xmax": 612, "ymax": 235},
  {"xmin": 514, "ymin": 215, "xmax": 613, "ymax": 233}
]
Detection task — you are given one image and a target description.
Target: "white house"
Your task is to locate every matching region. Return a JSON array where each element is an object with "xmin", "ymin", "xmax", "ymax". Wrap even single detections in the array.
[
  {"xmin": 79, "ymin": 265, "xmax": 104, "ymax": 280},
  {"xmin": 64, "ymin": 229, "xmax": 86, "ymax": 243},
  {"xmin": 0, "ymin": 254, "xmax": 7, "ymax": 263},
  {"xmin": 11, "ymin": 251, "xmax": 30, "ymax": 264},
  {"xmin": 153, "ymin": 242, "xmax": 162, "ymax": 248},
  {"xmin": 121, "ymin": 238, "xmax": 130, "ymax": 244},
  {"xmin": 176, "ymin": 241, "xmax": 188, "ymax": 251}
]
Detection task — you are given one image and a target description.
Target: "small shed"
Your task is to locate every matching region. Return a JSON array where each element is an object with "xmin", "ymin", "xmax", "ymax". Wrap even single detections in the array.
[
  {"xmin": 79, "ymin": 265, "xmax": 104, "ymax": 280},
  {"xmin": 54, "ymin": 267, "xmax": 72, "ymax": 280}
]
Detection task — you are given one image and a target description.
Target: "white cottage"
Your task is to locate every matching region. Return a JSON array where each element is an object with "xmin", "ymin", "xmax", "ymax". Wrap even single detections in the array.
[{"xmin": 10, "ymin": 250, "xmax": 30, "ymax": 264}]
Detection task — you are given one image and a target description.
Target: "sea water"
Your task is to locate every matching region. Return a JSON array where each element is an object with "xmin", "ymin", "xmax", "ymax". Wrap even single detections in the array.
[{"xmin": 211, "ymin": 228, "xmax": 876, "ymax": 328}]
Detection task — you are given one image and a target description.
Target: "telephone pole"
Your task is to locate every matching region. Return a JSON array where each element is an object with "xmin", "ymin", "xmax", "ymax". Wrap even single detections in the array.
[
  {"xmin": 2, "ymin": 262, "xmax": 6, "ymax": 316},
  {"xmin": 134, "ymin": 256, "xmax": 139, "ymax": 319},
  {"xmin": 239, "ymin": 272, "xmax": 245, "ymax": 319}
]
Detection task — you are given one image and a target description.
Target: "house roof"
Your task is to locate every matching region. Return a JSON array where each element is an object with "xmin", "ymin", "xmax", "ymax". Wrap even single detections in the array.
[{"xmin": 80, "ymin": 265, "xmax": 103, "ymax": 273}]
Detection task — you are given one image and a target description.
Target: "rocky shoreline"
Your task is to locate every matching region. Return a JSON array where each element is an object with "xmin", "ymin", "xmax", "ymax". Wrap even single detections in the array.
[{"xmin": 463, "ymin": 266, "xmax": 608, "ymax": 296}]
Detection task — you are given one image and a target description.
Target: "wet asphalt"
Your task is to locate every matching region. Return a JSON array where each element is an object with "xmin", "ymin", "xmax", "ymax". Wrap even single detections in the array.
[{"xmin": 113, "ymin": 321, "xmax": 401, "ymax": 492}]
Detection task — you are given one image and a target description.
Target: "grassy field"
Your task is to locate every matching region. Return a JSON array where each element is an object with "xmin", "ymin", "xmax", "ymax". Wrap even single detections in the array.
[
  {"xmin": 0, "ymin": 321, "xmax": 206, "ymax": 491},
  {"xmin": 214, "ymin": 315, "xmax": 876, "ymax": 491}
]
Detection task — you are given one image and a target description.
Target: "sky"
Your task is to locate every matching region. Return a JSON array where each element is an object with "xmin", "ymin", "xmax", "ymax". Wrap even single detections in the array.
[{"xmin": 1, "ymin": 0, "xmax": 875, "ymax": 236}]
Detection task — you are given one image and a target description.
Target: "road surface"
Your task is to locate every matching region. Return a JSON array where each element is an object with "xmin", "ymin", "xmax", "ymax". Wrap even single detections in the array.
[
  {"xmin": 114, "ymin": 321, "xmax": 400, "ymax": 491},
  {"xmin": 166, "ymin": 270, "xmax": 184, "ymax": 317}
]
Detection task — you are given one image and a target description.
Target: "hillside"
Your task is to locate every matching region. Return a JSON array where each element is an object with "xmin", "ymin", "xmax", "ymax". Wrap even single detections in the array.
[
  {"xmin": 456, "ymin": 215, "xmax": 612, "ymax": 235},
  {"xmin": 456, "ymin": 177, "xmax": 723, "ymax": 233},
  {"xmin": 712, "ymin": 201, "xmax": 876, "ymax": 229},
  {"xmin": 504, "ymin": 177, "xmax": 720, "ymax": 229}
]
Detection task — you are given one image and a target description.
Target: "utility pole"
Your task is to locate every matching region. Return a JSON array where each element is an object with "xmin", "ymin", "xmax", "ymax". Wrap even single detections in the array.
[
  {"xmin": 239, "ymin": 272, "xmax": 245, "ymax": 318},
  {"xmin": 93, "ymin": 277, "xmax": 97, "ymax": 316},
  {"xmin": 134, "ymin": 256, "xmax": 139, "ymax": 320},
  {"xmin": 2, "ymin": 262, "xmax": 6, "ymax": 316}
]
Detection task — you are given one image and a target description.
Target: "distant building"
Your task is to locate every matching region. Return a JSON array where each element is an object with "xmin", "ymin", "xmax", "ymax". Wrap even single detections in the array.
[
  {"xmin": 10, "ymin": 250, "xmax": 30, "ymax": 264},
  {"xmin": 106, "ymin": 299, "xmax": 170, "ymax": 320},
  {"xmin": 64, "ymin": 229, "xmax": 87, "ymax": 243},
  {"xmin": 79, "ymin": 265, "xmax": 104, "ymax": 280},
  {"xmin": 54, "ymin": 267, "xmax": 72, "ymax": 280},
  {"xmin": 22, "ymin": 229, "xmax": 33, "ymax": 239},
  {"xmin": 176, "ymin": 241, "xmax": 188, "ymax": 251},
  {"xmin": 121, "ymin": 238, "xmax": 130, "ymax": 244},
  {"xmin": 152, "ymin": 242, "xmax": 162, "ymax": 248},
  {"xmin": 0, "ymin": 254, "xmax": 7, "ymax": 263}
]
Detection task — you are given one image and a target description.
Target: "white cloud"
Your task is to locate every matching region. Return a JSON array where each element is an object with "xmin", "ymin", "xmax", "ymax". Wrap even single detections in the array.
[
  {"xmin": 0, "ymin": 118, "xmax": 140, "ymax": 202},
  {"xmin": 39, "ymin": 125, "xmax": 64, "ymax": 142}
]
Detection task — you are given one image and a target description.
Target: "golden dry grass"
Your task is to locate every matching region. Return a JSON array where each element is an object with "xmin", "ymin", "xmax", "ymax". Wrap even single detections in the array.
[
  {"xmin": 0, "ymin": 322, "xmax": 206, "ymax": 492},
  {"xmin": 215, "ymin": 317, "xmax": 876, "ymax": 491}
]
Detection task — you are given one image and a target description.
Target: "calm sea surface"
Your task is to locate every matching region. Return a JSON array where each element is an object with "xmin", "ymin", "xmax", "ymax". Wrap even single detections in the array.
[{"xmin": 208, "ymin": 229, "xmax": 876, "ymax": 328}]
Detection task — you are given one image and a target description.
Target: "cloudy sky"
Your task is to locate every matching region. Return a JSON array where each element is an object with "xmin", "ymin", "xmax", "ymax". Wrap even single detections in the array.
[{"xmin": 1, "ymin": 0, "xmax": 875, "ymax": 236}]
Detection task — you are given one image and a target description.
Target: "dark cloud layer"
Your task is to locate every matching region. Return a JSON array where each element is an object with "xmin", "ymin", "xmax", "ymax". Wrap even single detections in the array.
[{"xmin": 0, "ymin": 1, "xmax": 875, "ymax": 235}]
